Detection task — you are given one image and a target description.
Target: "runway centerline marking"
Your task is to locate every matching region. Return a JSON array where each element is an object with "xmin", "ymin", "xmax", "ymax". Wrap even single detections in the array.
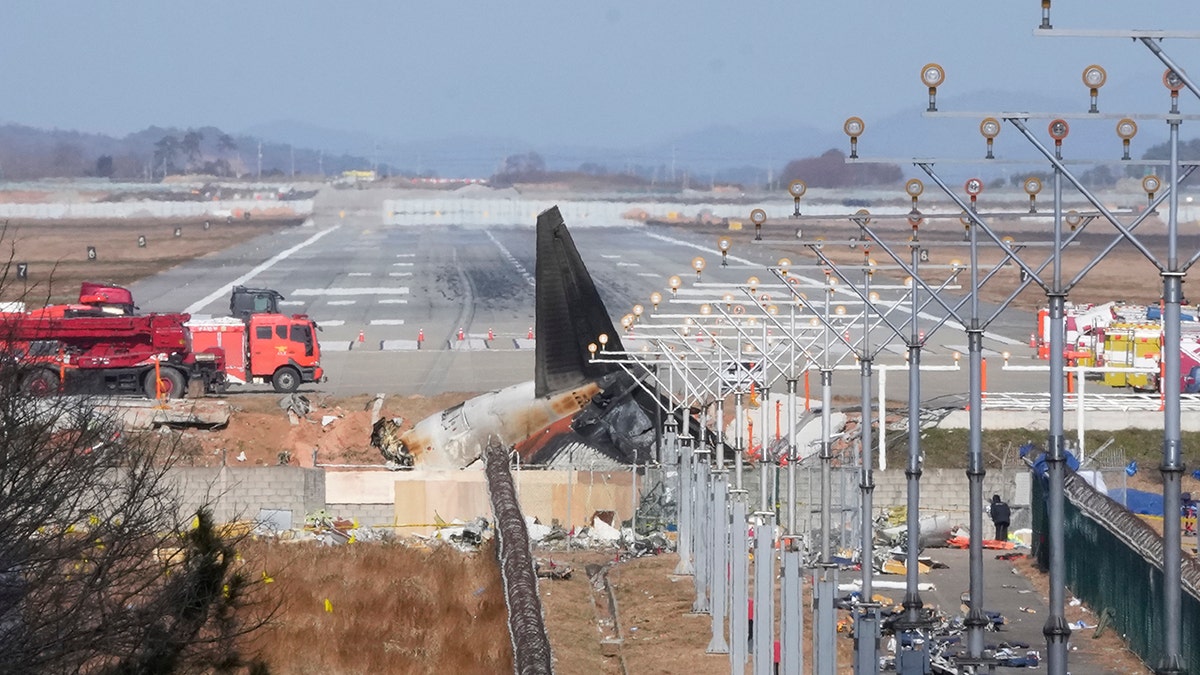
[
  {"xmin": 484, "ymin": 230, "xmax": 535, "ymax": 287},
  {"xmin": 291, "ymin": 287, "xmax": 410, "ymax": 296}
]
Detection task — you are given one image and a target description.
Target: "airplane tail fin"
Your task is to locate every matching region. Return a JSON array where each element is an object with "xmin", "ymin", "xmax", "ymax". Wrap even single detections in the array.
[{"xmin": 535, "ymin": 206, "xmax": 624, "ymax": 398}]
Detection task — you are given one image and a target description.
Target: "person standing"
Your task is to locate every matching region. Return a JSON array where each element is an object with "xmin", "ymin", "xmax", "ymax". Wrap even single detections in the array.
[{"xmin": 990, "ymin": 494, "xmax": 1011, "ymax": 542}]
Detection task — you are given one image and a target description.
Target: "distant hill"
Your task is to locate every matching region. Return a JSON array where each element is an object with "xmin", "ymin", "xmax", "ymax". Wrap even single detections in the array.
[
  {"xmin": 0, "ymin": 124, "xmax": 381, "ymax": 181},
  {"xmin": 2, "ymin": 81, "xmax": 1194, "ymax": 187}
]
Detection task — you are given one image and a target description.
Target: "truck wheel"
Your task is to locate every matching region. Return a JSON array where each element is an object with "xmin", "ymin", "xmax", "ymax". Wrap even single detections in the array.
[
  {"xmin": 272, "ymin": 367, "xmax": 300, "ymax": 393},
  {"xmin": 144, "ymin": 368, "xmax": 185, "ymax": 399},
  {"xmin": 20, "ymin": 369, "xmax": 60, "ymax": 396}
]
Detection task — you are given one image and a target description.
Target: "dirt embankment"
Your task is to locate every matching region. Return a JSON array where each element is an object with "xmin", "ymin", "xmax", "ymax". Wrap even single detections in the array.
[{"xmin": 179, "ymin": 392, "xmax": 475, "ymax": 468}]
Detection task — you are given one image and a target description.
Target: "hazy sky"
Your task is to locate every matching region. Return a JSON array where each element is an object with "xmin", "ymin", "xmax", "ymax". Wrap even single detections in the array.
[{"xmin": 2, "ymin": 2, "xmax": 1198, "ymax": 147}]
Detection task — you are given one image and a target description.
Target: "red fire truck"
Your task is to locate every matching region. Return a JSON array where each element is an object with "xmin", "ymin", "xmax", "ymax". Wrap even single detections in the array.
[{"xmin": 186, "ymin": 313, "xmax": 323, "ymax": 393}]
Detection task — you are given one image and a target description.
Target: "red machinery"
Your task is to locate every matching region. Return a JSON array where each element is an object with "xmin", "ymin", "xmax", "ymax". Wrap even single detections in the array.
[
  {"xmin": 187, "ymin": 313, "xmax": 323, "ymax": 393},
  {"xmin": 0, "ymin": 310, "xmax": 225, "ymax": 398}
]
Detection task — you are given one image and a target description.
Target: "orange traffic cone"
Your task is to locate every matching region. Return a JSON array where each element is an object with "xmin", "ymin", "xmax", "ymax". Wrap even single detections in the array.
[
  {"xmin": 527, "ymin": 326, "xmax": 534, "ymax": 339},
  {"xmin": 457, "ymin": 327, "xmax": 465, "ymax": 341},
  {"xmin": 488, "ymin": 327, "xmax": 494, "ymax": 340},
  {"xmin": 417, "ymin": 328, "xmax": 424, "ymax": 349},
  {"xmin": 358, "ymin": 330, "xmax": 365, "ymax": 343}
]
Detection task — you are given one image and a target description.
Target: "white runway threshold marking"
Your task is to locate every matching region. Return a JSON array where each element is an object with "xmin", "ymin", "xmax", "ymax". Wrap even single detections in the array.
[
  {"xmin": 348, "ymin": 272, "xmax": 372, "ymax": 277},
  {"xmin": 327, "ymin": 300, "xmax": 356, "ymax": 306},
  {"xmin": 378, "ymin": 299, "xmax": 408, "ymax": 304},
  {"xmin": 388, "ymin": 272, "xmax": 412, "ymax": 277},
  {"xmin": 369, "ymin": 319, "xmax": 406, "ymax": 326},
  {"xmin": 392, "ymin": 262, "xmax": 414, "ymax": 267},
  {"xmin": 291, "ymin": 287, "xmax": 410, "ymax": 296},
  {"xmin": 186, "ymin": 226, "xmax": 339, "ymax": 313},
  {"xmin": 396, "ymin": 253, "xmax": 416, "ymax": 258}
]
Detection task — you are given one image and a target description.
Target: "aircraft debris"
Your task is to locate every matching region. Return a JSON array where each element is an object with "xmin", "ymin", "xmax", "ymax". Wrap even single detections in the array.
[{"xmin": 534, "ymin": 559, "xmax": 572, "ymax": 581}]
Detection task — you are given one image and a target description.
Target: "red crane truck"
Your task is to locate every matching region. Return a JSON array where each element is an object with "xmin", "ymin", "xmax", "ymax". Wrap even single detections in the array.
[{"xmin": 0, "ymin": 310, "xmax": 225, "ymax": 398}]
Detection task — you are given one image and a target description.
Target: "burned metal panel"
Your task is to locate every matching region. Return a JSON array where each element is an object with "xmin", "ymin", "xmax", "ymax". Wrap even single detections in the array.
[{"xmin": 534, "ymin": 206, "xmax": 623, "ymax": 398}]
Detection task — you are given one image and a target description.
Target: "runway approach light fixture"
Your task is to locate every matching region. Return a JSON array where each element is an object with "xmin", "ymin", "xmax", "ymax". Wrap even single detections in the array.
[
  {"xmin": 1065, "ymin": 209, "xmax": 1082, "ymax": 231},
  {"xmin": 588, "ymin": 342, "xmax": 598, "ymax": 356},
  {"xmin": 1082, "ymin": 64, "xmax": 1107, "ymax": 113},
  {"xmin": 598, "ymin": 333, "xmax": 609, "ymax": 350},
  {"xmin": 964, "ymin": 177, "xmax": 984, "ymax": 209},
  {"xmin": 1143, "ymin": 175, "xmax": 1162, "ymax": 212},
  {"xmin": 905, "ymin": 178, "xmax": 925, "ymax": 212},
  {"xmin": 692, "ymin": 256, "xmax": 706, "ymax": 280},
  {"xmin": 750, "ymin": 208, "xmax": 768, "ymax": 240},
  {"xmin": 835, "ymin": 305, "xmax": 847, "ymax": 316},
  {"xmin": 854, "ymin": 208, "xmax": 871, "ymax": 226},
  {"xmin": 649, "ymin": 291, "xmax": 662, "ymax": 311},
  {"xmin": 621, "ymin": 314, "xmax": 634, "ymax": 331},
  {"xmin": 788, "ymin": 181, "xmax": 806, "ymax": 219},
  {"xmin": 1024, "ymin": 176, "xmax": 1043, "ymax": 213},
  {"xmin": 1116, "ymin": 118, "xmax": 1138, "ymax": 161},
  {"xmin": 1165, "ymin": 69, "xmax": 1185, "ymax": 113},
  {"xmin": 723, "ymin": 293, "xmax": 735, "ymax": 310},
  {"xmin": 844, "ymin": 116, "xmax": 865, "ymax": 159},
  {"xmin": 959, "ymin": 211, "xmax": 973, "ymax": 240},
  {"xmin": 717, "ymin": 236, "xmax": 732, "ymax": 266},
  {"xmin": 908, "ymin": 210, "xmax": 925, "ymax": 231},
  {"xmin": 1040, "ymin": 0, "xmax": 1052, "ymax": 30},
  {"xmin": 1048, "ymin": 118, "xmax": 1070, "ymax": 153},
  {"xmin": 747, "ymin": 276, "xmax": 760, "ymax": 294},
  {"xmin": 777, "ymin": 257, "xmax": 792, "ymax": 276},
  {"xmin": 699, "ymin": 303, "xmax": 712, "ymax": 317},
  {"xmin": 633, "ymin": 303, "xmax": 644, "ymax": 319},
  {"xmin": 667, "ymin": 275, "xmax": 682, "ymax": 297},
  {"xmin": 921, "ymin": 62, "xmax": 945, "ymax": 112},
  {"xmin": 1002, "ymin": 236, "xmax": 1016, "ymax": 265},
  {"xmin": 980, "ymin": 117, "xmax": 1001, "ymax": 159}
]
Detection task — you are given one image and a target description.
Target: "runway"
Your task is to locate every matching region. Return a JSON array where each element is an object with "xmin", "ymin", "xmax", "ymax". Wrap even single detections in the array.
[{"xmin": 129, "ymin": 188, "xmax": 1046, "ymax": 398}]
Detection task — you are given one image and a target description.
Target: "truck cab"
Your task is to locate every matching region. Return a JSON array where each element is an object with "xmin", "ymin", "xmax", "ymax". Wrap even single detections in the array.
[
  {"xmin": 230, "ymin": 286, "xmax": 284, "ymax": 320},
  {"xmin": 247, "ymin": 313, "xmax": 323, "ymax": 392}
]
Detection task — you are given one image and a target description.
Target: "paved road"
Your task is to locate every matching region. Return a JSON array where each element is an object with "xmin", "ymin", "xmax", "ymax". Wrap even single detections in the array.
[
  {"xmin": 129, "ymin": 188, "xmax": 1048, "ymax": 398},
  {"xmin": 918, "ymin": 547, "xmax": 1134, "ymax": 673}
]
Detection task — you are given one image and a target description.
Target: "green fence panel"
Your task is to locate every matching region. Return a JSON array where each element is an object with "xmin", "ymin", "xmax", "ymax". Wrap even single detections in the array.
[{"xmin": 1031, "ymin": 469, "xmax": 1200, "ymax": 671}]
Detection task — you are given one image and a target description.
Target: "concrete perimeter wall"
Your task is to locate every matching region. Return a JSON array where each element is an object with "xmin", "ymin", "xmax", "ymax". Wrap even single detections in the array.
[
  {"xmin": 872, "ymin": 468, "xmax": 1029, "ymax": 527},
  {"xmin": 171, "ymin": 465, "xmax": 1027, "ymax": 535},
  {"xmin": 0, "ymin": 199, "xmax": 313, "ymax": 220},
  {"xmin": 170, "ymin": 466, "xmax": 325, "ymax": 530}
]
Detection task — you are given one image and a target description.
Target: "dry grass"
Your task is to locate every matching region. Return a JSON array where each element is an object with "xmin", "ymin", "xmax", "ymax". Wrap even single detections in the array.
[
  {"xmin": 238, "ymin": 539, "xmax": 512, "ymax": 674},
  {"xmin": 0, "ymin": 217, "xmax": 300, "ymax": 304}
]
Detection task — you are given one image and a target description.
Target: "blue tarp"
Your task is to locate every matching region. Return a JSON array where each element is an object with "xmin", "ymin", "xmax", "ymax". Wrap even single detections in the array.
[
  {"xmin": 1145, "ymin": 305, "xmax": 1199, "ymax": 322},
  {"xmin": 1108, "ymin": 488, "xmax": 1164, "ymax": 516}
]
